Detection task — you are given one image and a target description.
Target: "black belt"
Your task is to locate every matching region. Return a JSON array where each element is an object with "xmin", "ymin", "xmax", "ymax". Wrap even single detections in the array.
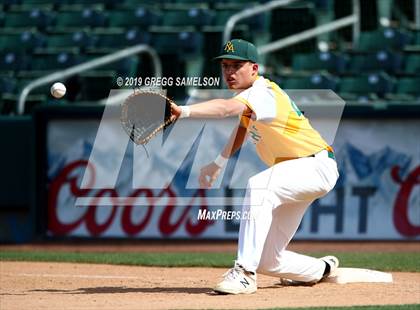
[
  {"xmin": 308, "ymin": 149, "xmax": 335, "ymax": 160},
  {"xmin": 274, "ymin": 149, "xmax": 335, "ymax": 164}
]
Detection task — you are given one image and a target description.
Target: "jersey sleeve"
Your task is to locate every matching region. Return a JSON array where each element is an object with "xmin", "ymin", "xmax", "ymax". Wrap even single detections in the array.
[{"xmin": 234, "ymin": 82, "xmax": 277, "ymax": 122}]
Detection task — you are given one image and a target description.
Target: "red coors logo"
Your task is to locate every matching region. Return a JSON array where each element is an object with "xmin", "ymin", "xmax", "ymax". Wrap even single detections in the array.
[
  {"xmin": 48, "ymin": 160, "xmax": 213, "ymax": 237},
  {"xmin": 391, "ymin": 165, "xmax": 420, "ymax": 237}
]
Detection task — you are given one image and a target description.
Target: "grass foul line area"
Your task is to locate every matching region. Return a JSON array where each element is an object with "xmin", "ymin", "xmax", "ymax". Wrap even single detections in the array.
[{"xmin": 0, "ymin": 250, "xmax": 419, "ymax": 272}]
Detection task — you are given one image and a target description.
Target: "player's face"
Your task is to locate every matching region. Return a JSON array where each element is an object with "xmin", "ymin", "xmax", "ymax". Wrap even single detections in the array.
[{"xmin": 221, "ymin": 59, "xmax": 258, "ymax": 90}]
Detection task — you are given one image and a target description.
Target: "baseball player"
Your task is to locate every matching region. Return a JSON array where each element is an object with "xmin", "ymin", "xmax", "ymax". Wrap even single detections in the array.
[{"xmin": 171, "ymin": 39, "xmax": 339, "ymax": 294}]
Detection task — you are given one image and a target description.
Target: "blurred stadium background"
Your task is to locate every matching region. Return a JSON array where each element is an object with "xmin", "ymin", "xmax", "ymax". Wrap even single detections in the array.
[{"xmin": 0, "ymin": 0, "xmax": 419, "ymax": 243}]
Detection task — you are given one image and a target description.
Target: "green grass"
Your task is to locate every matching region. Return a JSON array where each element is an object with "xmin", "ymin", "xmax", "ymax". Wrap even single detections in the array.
[
  {"xmin": 0, "ymin": 250, "xmax": 419, "ymax": 272},
  {"xmin": 0, "ymin": 251, "xmax": 233, "ymax": 267}
]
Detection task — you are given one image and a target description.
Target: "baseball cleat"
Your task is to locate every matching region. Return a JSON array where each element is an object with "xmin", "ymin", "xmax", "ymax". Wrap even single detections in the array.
[
  {"xmin": 320, "ymin": 255, "xmax": 340, "ymax": 278},
  {"xmin": 278, "ymin": 256, "xmax": 340, "ymax": 286},
  {"xmin": 214, "ymin": 262, "xmax": 257, "ymax": 294}
]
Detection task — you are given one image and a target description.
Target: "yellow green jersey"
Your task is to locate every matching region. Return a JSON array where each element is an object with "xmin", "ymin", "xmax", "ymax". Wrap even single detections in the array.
[{"xmin": 235, "ymin": 76, "xmax": 332, "ymax": 166}]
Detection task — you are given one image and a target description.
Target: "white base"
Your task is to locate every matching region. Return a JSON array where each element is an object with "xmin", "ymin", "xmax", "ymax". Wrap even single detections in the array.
[{"xmin": 324, "ymin": 268, "xmax": 393, "ymax": 284}]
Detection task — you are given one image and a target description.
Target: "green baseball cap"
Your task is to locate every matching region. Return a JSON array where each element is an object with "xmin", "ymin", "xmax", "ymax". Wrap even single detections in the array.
[{"xmin": 213, "ymin": 39, "xmax": 259, "ymax": 63}]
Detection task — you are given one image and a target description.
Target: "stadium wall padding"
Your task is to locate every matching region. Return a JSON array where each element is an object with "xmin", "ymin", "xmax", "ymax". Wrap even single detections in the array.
[{"xmin": 0, "ymin": 116, "xmax": 35, "ymax": 243}]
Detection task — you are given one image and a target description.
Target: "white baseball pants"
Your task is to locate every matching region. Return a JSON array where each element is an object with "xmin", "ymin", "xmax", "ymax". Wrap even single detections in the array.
[{"xmin": 236, "ymin": 150, "xmax": 339, "ymax": 282}]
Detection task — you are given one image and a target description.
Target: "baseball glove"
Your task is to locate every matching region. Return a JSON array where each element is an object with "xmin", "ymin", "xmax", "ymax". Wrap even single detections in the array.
[{"xmin": 120, "ymin": 90, "xmax": 176, "ymax": 145}]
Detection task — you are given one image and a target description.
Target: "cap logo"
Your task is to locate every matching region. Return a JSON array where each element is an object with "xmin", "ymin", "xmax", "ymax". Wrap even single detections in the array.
[{"xmin": 224, "ymin": 41, "xmax": 235, "ymax": 53}]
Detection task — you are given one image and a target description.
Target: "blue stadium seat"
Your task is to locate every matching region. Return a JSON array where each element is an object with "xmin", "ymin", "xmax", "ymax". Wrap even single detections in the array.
[
  {"xmin": 0, "ymin": 1, "xmax": 416, "ymax": 108},
  {"xmin": 161, "ymin": 7, "xmax": 213, "ymax": 27},
  {"xmin": 149, "ymin": 27, "xmax": 203, "ymax": 56},
  {"xmin": 385, "ymin": 76, "xmax": 420, "ymax": 102},
  {"xmin": 0, "ymin": 51, "xmax": 29, "ymax": 72},
  {"xmin": 15, "ymin": 71, "xmax": 53, "ymax": 95},
  {"xmin": 78, "ymin": 51, "xmax": 139, "ymax": 77},
  {"xmin": 395, "ymin": 77, "xmax": 420, "ymax": 96},
  {"xmin": 292, "ymin": 52, "xmax": 348, "ymax": 74},
  {"xmin": 70, "ymin": 0, "xmax": 116, "ymax": 6},
  {"xmin": 176, "ymin": 30, "xmax": 204, "ymax": 56},
  {"xmin": 30, "ymin": 50, "xmax": 77, "ymax": 71},
  {"xmin": 55, "ymin": 8, "xmax": 106, "ymax": 28},
  {"xmin": 346, "ymin": 51, "xmax": 402, "ymax": 74},
  {"xmin": 275, "ymin": 73, "xmax": 338, "ymax": 90},
  {"xmin": 122, "ymin": 0, "xmax": 158, "ymax": 7},
  {"xmin": 0, "ymin": 30, "xmax": 46, "ymax": 51},
  {"xmin": 93, "ymin": 28, "xmax": 150, "ymax": 50},
  {"xmin": 15, "ymin": 0, "xmax": 57, "ymax": 4},
  {"xmin": 213, "ymin": 2, "xmax": 265, "ymax": 32},
  {"xmin": 402, "ymin": 53, "xmax": 420, "ymax": 74},
  {"xmin": 108, "ymin": 7, "xmax": 160, "ymax": 28},
  {"xmin": 0, "ymin": 73, "xmax": 16, "ymax": 94},
  {"xmin": 338, "ymin": 72, "xmax": 395, "ymax": 100},
  {"xmin": 46, "ymin": 30, "xmax": 95, "ymax": 50},
  {"xmin": 355, "ymin": 27, "xmax": 411, "ymax": 51},
  {"xmin": 4, "ymin": 8, "xmax": 53, "ymax": 30}
]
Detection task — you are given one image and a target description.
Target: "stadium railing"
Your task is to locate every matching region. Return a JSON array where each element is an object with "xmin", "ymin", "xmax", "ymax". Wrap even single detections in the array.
[{"xmin": 17, "ymin": 44, "xmax": 162, "ymax": 115}]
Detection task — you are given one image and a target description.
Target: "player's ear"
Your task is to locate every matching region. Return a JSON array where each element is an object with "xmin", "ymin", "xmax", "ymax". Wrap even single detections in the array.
[{"xmin": 251, "ymin": 62, "xmax": 259, "ymax": 76}]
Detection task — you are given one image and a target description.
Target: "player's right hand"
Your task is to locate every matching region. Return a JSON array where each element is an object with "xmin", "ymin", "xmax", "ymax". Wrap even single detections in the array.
[
  {"xmin": 199, "ymin": 162, "xmax": 222, "ymax": 188},
  {"xmin": 170, "ymin": 103, "xmax": 181, "ymax": 122}
]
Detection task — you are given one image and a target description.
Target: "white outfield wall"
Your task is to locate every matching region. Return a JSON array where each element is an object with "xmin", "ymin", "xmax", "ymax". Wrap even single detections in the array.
[{"xmin": 46, "ymin": 118, "xmax": 419, "ymax": 240}]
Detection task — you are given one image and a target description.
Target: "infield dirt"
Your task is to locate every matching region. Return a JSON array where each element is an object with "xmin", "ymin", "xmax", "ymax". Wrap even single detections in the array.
[{"xmin": 1, "ymin": 261, "xmax": 419, "ymax": 310}]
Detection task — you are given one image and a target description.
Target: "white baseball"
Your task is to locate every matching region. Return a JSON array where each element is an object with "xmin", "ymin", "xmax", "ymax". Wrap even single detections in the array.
[{"xmin": 50, "ymin": 82, "xmax": 66, "ymax": 98}]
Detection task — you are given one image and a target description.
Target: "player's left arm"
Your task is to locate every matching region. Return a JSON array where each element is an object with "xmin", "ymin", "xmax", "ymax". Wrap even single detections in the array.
[
  {"xmin": 171, "ymin": 98, "xmax": 249, "ymax": 119},
  {"xmin": 198, "ymin": 124, "xmax": 248, "ymax": 188}
]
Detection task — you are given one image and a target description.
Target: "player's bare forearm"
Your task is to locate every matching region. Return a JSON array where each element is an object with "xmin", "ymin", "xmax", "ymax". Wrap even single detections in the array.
[
  {"xmin": 198, "ymin": 124, "xmax": 248, "ymax": 188},
  {"xmin": 221, "ymin": 125, "xmax": 248, "ymax": 158},
  {"xmin": 188, "ymin": 99, "xmax": 247, "ymax": 118}
]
